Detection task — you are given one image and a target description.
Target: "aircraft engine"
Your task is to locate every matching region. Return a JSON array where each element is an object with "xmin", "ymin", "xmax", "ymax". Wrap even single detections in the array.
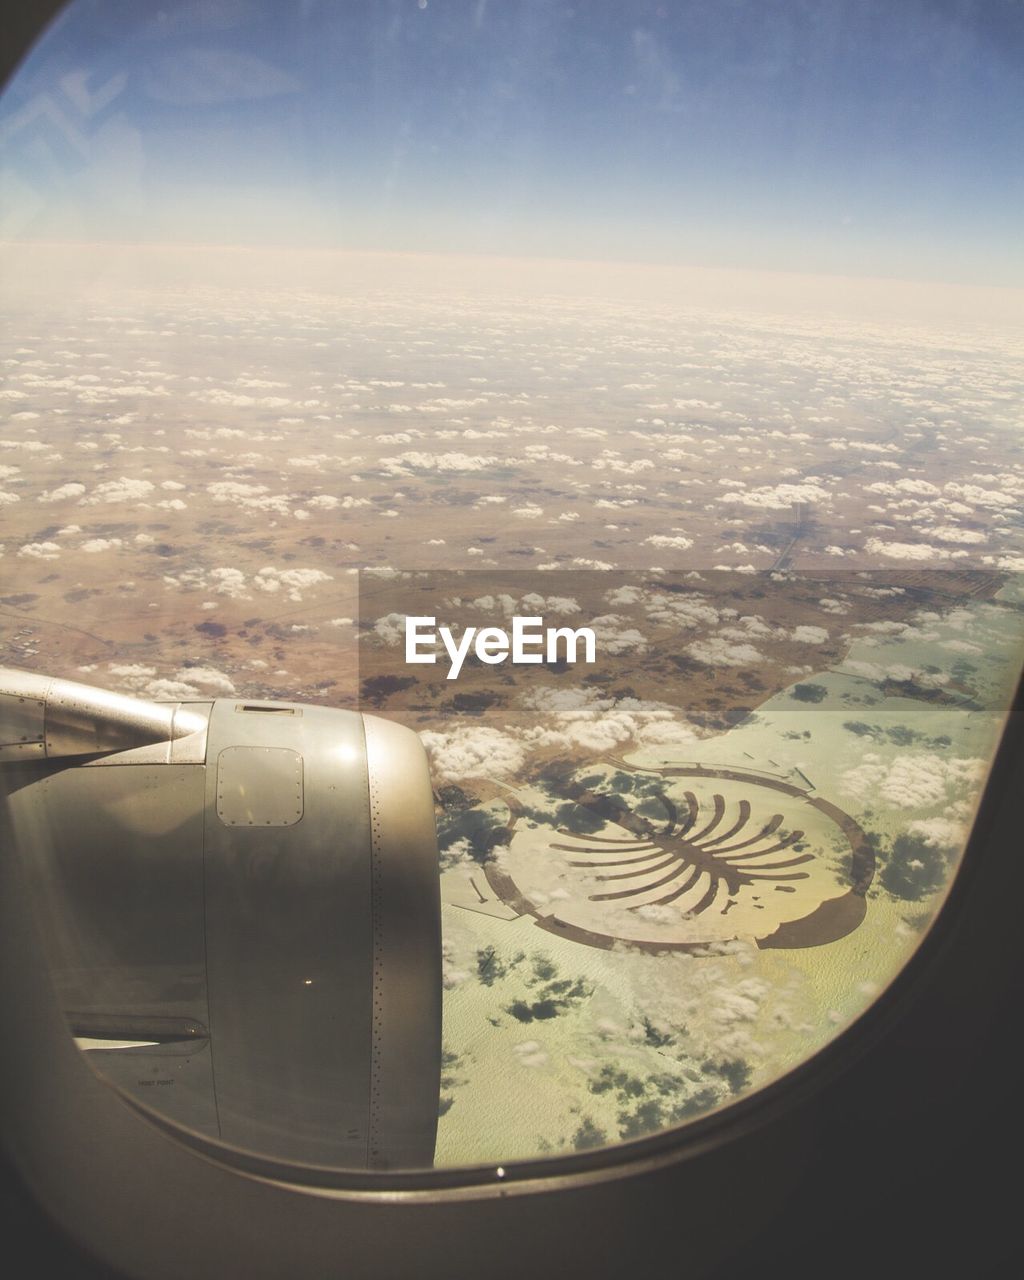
[{"xmin": 0, "ymin": 667, "xmax": 441, "ymax": 1170}]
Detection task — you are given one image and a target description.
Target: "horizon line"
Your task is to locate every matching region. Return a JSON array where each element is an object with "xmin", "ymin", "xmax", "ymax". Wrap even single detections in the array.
[{"xmin": 2, "ymin": 237, "xmax": 1023, "ymax": 299}]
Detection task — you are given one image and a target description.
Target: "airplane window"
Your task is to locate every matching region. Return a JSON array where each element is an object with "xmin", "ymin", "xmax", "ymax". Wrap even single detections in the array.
[{"xmin": 2, "ymin": 0, "xmax": 1022, "ymax": 1182}]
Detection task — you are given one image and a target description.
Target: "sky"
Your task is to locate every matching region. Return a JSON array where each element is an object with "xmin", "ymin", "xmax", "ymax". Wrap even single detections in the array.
[{"xmin": 1, "ymin": 0, "xmax": 1023, "ymax": 286}]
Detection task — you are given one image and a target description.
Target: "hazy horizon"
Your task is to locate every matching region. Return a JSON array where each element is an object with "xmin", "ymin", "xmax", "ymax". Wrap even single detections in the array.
[
  {"xmin": 5, "ymin": 240, "xmax": 1024, "ymax": 338},
  {"xmin": 2, "ymin": 0, "xmax": 1022, "ymax": 289}
]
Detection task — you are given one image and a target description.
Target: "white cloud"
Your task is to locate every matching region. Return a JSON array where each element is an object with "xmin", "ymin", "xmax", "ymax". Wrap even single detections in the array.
[
  {"xmin": 519, "ymin": 686, "xmax": 697, "ymax": 754},
  {"xmin": 589, "ymin": 614, "xmax": 648, "ymax": 655},
  {"xmin": 906, "ymin": 817, "xmax": 967, "ymax": 849},
  {"xmin": 253, "ymin": 566, "xmax": 332, "ymax": 601},
  {"xmin": 420, "ymin": 726, "xmax": 526, "ymax": 781},
  {"xmin": 40, "ymin": 482, "xmax": 86, "ymax": 502},
  {"xmin": 790, "ymin": 625, "xmax": 829, "ymax": 644},
  {"xmin": 721, "ymin": 481, "xmax": 829, "ymax": 510},
  {"xmin": 644, "ymin": 593, "xmax": 721, "ymax": 629},
  {"xmin": 196, "ymin": 389, "xmax": 290, "ymax": 408},
  {"xmin": 686, "ymin": 637, "xmax": 762, "ymax": 667},
  {"xmin": 144, "ymin": 678, "xmax": 204, "ymax": 700},
  {"xmin": 372, "ymin": 612, "xmax": 407, "ymax": 646},
  {"xmin": 209, "ymin": 567, "xmax": 249, "ymax": 598},
  {"xmin": 842, "ymin": 659, "xmax": 949, "ymax": 688},
  {"xmin": 519, "ymin": 593, "xmax": 581, "ymax": 615},
  {"xmin": 840, "ymin": 752, "xmax": 984, "ymax": 810},
  {"xmin": 106, "ymin": 664, "xmax": 156, "ymax": 691},
  {"xmin": 591, "ymin": 456, "xmax": 654, "ymax": 474},
  {"xmin": 944, "ymin": 482, "xmax": 1017, "ymax": 510},
  {"xmin": 381, "ymin": 451, "xmax": 498, "ymax": 474},
  {"xmin": 865, "ymin": 478, "xmax": 939, "ymax": 497},
  {"xmin": 643, "ymin": 534, "xmax": 693, "ymax": 550},
  {"xmin": 605, "ymin": 585, "xmax": 644, "ymax": 606},
  {"xmin": 929, "ymin": 525, "xmax": 986, "ymax": 545},
  {"xmin": 83, "ymin": 477, "xmax": 155, "ymax": 504},
  {"xmin": 18, "ymin": 541, "xmax": 61, "ymax": 559},
  {"xmin": 173, "ymin": 666, "xmax": 236, "ymax": 695},
  {"xmin": 512, "ymin": 1040, "xmax": 549, "ymax": 1068},
  {"xmin": 207, "ymin": 481, "xmax": 292, "ymax": 515},
  {"xmin": 286, "ymin": 454, "xmax": 333, "ymax": 469},
  {"xmin": 863, "ymin": 538, "xmax": 948, "ymax": 561}
]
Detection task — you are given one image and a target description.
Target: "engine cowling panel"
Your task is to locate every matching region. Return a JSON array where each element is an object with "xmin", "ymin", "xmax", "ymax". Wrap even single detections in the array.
[{"xmin": 2, "ymin": 673, "xmax": 441, "ymax": 1170}]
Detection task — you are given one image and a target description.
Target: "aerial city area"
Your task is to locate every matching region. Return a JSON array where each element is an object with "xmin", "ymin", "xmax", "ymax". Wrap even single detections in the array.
[
  {"xmin": 1, "ymin": 0, "xmax": 1022, "ymax": 1169},
  {"xmin": 3, "ymin": 241, "xmax": 1021, "ymax": 1164}
]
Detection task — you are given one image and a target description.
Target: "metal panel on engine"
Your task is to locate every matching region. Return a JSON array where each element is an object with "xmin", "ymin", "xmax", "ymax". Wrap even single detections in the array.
[
  {"xmin": 202, "ymin": 699, "xmax": 376, "ymax": 1166},
  {"xmin": 216, "ymin": 745, "xmax": 304, "ymax": 826}
]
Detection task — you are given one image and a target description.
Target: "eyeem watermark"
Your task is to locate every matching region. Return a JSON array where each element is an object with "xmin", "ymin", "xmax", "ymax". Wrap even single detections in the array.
[{"xmin": 405, "ymin": 616, "xmax": 597, "ymax": 680}]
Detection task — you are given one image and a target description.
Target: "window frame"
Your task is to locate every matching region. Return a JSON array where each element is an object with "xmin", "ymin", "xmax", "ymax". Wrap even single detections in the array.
[{"xmin": 2, "ymin": 4, "xmax": 1022, "ymax": 1274}]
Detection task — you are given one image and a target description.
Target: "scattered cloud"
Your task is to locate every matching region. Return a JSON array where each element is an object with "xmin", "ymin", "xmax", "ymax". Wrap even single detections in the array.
[
  {"xmin": 40, "ymin": 482, "xmax": 86, "ymax": 502},
  {"xmin": 421, "ymin": 725, "xmax": 526, "ymax": 781},
  {"xmin": 253, "ymin": 566, "xmax": 333, "ymax": 600},
  {"xmin": 840, "ymin": 753, "xmax": 984, "ymax": 810}
]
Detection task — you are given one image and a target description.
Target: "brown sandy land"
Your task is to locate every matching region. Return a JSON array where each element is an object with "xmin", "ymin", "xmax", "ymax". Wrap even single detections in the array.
[
  {"xmin": 8, "ymin": 300, "xmax": 1011, "ymax": 575},
  {"xmin": 1, "ymin": 423, "xmax": 1010, "ymax": 593},
  {"xmin": 0, "ymin": 414, "xmax": 1005, "ymax": 721},
  {"xmin": 352, "ymin": 569, "xmax": 1004, "ymax": 786},
  {"xmin": 3, "ymin": 281, "xmax": 1017, "ymax": 692},
  {"xmin": 0, "ymin": 549, "xmax": 363, "ymax": 703},
  {"xmin": 1, "ymin": 454, "xmax": 998, "ymax": 588}
]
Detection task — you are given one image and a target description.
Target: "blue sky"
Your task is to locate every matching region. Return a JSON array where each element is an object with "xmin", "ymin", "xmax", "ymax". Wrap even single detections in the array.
[{"xmin": 2, "ymin": 0, "xmax": 1022, "ymax": 285}]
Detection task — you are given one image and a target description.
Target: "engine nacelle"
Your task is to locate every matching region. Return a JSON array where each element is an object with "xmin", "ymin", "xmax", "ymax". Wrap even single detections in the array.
[{"xmin": 1, "ymin": 670, "xmax": 440, "ymax": 1169}]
